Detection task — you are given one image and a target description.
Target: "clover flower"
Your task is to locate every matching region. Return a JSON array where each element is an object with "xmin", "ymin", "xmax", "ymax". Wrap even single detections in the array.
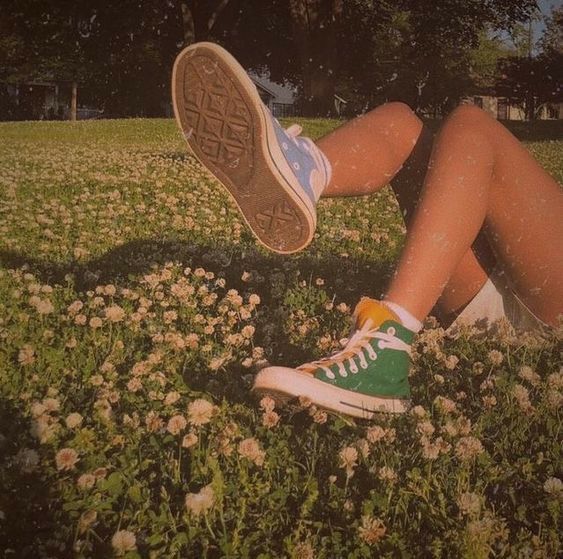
[
  {"xmin": 185, "ymin": 484, "xmax": 215, "ymax": 516},
  {"xmin": 366, "ymin": 425, "xmax": 386, "ymax": 444},
  {"xmin": 111, "ymin": 530, "xmax": 137, "ymax": 555},
  {"xmin": 259, "ymin": 396, "xmax": 276, "ymax": 412},
  {"xmin": 166, "ymin": 414, "xmax": 187, "ymax": 435},
  {"xmin": 18, "ymin": 345, "xmax": 35, "ymax": 365},
  {"xmin": 187, "ymin": 399, "xmax": 217, "ymax": 426},
  {"xmin": 358, "ymin": 515, "xmax": 386, "ymax": 544},
  {"xmin": 65, "ymin": 413, "xmax": 83, "ymax": 429},
  {"xmin": 339, "ymin": 446, "xmax": 358, "ymax": 478},
  {"xmin": 105, "ymin": 305, "xmax": 125, "ymax": 322},
  {"xmin": 238, "ymin": 437, "xmax": 265, "ymax": 466},
  {"xmin": 77, "ymin": 473, "xmax": 96, "ymax": 490},
  {"xmin": 457, "ymin": 492, "xmax": 482, "ymax": 516},
  {"xmin": 55, "ymin": 447, "xmax": 79, "ymax": 471},
  {"xmin": 262, "ymin": 411, "xmax": 280, "ymax": 428},
  {"xmin": 455, "ymin": 436, "xmax": 484, "ymax": 461},
  {"xmin": 487, "ymin": 349, "xmax": 504, "ymax": 366}
]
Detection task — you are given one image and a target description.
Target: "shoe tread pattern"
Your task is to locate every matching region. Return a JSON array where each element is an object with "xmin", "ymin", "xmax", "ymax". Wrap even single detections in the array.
[{"xmin": 174, "ymin": 46, "xmax": 311, "ymax": 253}]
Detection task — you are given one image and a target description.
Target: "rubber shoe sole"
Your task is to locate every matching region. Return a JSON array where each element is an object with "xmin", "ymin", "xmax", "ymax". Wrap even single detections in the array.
[
  {"xmin": 253, "ymin": 367, "xmax": 410, "ymax": 418},
  {"xmin": 172, "ymin": 42, "xmax": 316, "ymax": 254}
]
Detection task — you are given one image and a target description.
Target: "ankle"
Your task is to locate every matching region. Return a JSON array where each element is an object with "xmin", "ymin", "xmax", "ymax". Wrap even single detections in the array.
[{"xmin": 381, "ymin": 300, "xmax": 423, "ymax": 332}]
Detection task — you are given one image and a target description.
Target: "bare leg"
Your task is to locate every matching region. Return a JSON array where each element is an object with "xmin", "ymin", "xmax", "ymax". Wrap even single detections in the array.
[
  {"xmin": 256, "ymin": 102, "xmax": 562, "ymax": 418},
  {"xmin": 384, "ymin": 105, "xmax": 563, "ymax": 326},
  {"xmin": 317, "ymin": 103, "xmax": 494, "ymax": 320},
  {"xmin": 255, "ymin": 103, "xmax": 562, "ymax": 417}
]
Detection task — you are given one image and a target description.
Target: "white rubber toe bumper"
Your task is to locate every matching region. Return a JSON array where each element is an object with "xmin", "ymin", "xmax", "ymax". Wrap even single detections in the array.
[{"xmin": 253, "ymin": 366, "xmax": 410, "ymax": 418}]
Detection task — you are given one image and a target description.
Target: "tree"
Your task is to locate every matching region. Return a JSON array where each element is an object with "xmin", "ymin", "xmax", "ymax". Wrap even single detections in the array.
[
  {"xmin": 384, "ymin": 0, "xmax": 538, "ymax": 115},
  {"xmin": 223, "ymin": 0, "xmax": 348, "ymax": 116},
  {"xmin": 469, "ymin": 29, "xmax": 514, "ymax": 90},
  {"xmin": 538, "ymin": 5, "xmax": 563, "ymax": 55},
  {"xmin": 287, "ymin": 0, "xmax": 343, "ymax": 116},
  {"xmin": 1, "ymin": 0, "xmax": 99, "ymax": 120},
  {"xmin": 495, "ymin": 6, "xmax": 562, "ymax": 120},
  {"xmin": 175, "ymin": 0, "xmax": 234, "ymax": 45},
  {"xmin": 233, "ymin": 0, "xmax": 540, "ymax": 117},
  {"xmin": 0, "ymin": 0, "xmax": 544, "ymax": 119}
]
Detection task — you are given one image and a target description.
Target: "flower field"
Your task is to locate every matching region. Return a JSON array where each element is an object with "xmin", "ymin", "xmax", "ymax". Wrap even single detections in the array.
[{"xmin": 0, "ymin": 118, "xmax": 561, "ymax": 558}]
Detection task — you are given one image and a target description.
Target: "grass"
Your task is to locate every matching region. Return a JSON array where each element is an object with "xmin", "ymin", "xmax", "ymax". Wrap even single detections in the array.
[{"xmin": 0, "ymin": 118, "xmax": 561, "ymax": 558}]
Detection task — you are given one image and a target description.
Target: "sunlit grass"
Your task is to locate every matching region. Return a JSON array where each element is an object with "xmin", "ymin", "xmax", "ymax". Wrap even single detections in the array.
[{"xmin": 0, "ymin": 118, "xmax": 561, "ymax": 558}]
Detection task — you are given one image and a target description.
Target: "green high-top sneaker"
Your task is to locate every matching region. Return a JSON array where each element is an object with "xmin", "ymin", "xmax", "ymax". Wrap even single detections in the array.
[{"xmin": 253, "ymin": 300, "xmax": 414, "ymax": 418}]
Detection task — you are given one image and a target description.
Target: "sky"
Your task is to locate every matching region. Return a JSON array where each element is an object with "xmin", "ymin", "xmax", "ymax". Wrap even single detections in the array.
[
  {"xmin": 496, "ymin": 0, "xmax": 561, "ymax": 52},
  {"xmin": 535, "ymin": 0, "xmax": 561, "ymax": 37}
]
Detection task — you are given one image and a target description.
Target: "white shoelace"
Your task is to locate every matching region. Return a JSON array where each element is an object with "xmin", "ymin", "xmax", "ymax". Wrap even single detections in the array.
[
  {"xmin": 297, "ymin": 320, "xmax": 411, "ymax": 380},
  {"xmin": 285, "ymin": 123, "xmax": 303, "ymax": 137}
]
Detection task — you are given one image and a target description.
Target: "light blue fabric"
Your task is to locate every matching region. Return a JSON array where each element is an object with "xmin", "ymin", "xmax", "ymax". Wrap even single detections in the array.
[{"xmin": 269, "ymin": 116, "xmax": 321, "ymax": 204}]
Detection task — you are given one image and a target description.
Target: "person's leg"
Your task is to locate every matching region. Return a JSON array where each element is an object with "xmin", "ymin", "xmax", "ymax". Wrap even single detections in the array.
[
  {"xmin": 384, "ymin": 104, "xmax": 563, "ymax": 326},
  {"xmin": 254, "ymin": 103, "xmax": 562, "ymax": 416},
  {"xmin": 316, "ymin": 102, "xmax": 495, "ymax": 320}
]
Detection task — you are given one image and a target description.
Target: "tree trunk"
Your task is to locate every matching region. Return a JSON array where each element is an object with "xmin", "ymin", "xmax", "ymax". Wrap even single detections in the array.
[
  {"xmin": 179, "ymin": 0, "xmax": 231, "ymax": 46},
  {"xmin": 208, "ymin": 0, "xmax": 231, "ymax": 32},
  {"xmin": 289, "ymin": 0, "xmax": 342, "ymax": 117},
  {"xmin": 70, "ymin": 81, "xmax": 77, "ymax": 121},
  {"xmin": 180, "ymin": 1, "xmax": 196, "ymax": 45},
  {"xmin": 304, "ymin": 68, "xmax": 335, "ymax": 116},
  {"xmin": 526, "ymin": 92, "xmax": 535, "ymax": 120}
]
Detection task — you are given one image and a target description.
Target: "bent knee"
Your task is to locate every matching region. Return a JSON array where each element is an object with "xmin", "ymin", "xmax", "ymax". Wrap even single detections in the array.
[
  {"xmin": 382, "ymin": 101, "xmax": 417, "ymax": 116},
  {"xmin": 440, "ymin": 104, "xmax": 495, "ymax": 144},
  {"xmin": 446, "ymin": 103, "xmax": 492, "ymax": 127},
  {"xmin": 367, "ymin": 102, "xmax": 422, "ymax": 151},
  {"xmin": 434, "ymin": 104, "xmax": 495, "ymax": 161},
  {"xmin": 378, "ymin": 102, "xmax": 420, "ymax": 127}
]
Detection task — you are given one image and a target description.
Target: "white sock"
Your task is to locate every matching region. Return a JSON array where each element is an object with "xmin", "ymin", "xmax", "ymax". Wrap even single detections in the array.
[{"xmin": 382, "ymin": 300, "xmax": 423, "ymax": 333}]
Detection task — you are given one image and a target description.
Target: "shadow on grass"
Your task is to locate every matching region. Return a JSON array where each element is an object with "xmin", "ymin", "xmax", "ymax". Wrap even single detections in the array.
[
  {"xmin": 0, "ymin": 400, "xmax": 74, "ymax": 558},
  {"xmin": 0, "ymin": 237, "xmax": 391, "ymax": 299},
  {"xmin": 0, "ymin": 238, "xmax": 392, "ymax": 403},
  {"xmin": 0, "ymin": 239, "xmax": 393, "ymax": 556}
]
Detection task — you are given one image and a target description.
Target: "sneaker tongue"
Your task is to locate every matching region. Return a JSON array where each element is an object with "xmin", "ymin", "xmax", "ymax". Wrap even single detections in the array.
[{"xmin": 353, "ymin": 298, "xmax": 399, "ymax": 329}]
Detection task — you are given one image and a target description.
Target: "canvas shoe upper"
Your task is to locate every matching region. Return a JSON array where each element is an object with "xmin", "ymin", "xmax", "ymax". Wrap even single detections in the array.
[
  {"xmin": 253, "ymin": 308, "xmax": 415, "ymax": 418},
  {"xmin": 267, "ymin": 117, "xmax": 332, "ymax": 204}
]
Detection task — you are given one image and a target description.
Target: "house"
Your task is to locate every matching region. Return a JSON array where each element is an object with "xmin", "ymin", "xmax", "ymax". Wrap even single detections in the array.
[
  {"xmin": 469, "ymin": 94, "xmax": 561, "ymax": 121},
  {"xmin": 249, "ymin": 73, "xmax": 297, "ymax": 118},
  {"xmin": 250, "ymin": 72, "xmax": 348, "ymax": 117},
  {"xmin": 1, "ymin": 80, "xmax": 102, "ymax": 120}
]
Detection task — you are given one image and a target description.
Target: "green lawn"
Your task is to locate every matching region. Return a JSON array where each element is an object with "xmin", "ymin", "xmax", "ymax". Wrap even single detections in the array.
[{"xmin": 0, "ymin": 118, "xmax": 561, "ymax": 558}]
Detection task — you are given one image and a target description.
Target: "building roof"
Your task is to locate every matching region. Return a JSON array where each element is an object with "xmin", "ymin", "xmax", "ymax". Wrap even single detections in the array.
[{"xmin": 248, "ymin": 72, "xmax": 297, "ymax": 105}]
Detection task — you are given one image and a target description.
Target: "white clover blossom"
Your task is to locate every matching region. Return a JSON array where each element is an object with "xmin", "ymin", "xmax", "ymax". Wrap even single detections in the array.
[
  {"xmin": 55, "ymin": 447, "xmax": 79, "ymax": 471},
  {"xmin": 187, "ymin": 399, "xmax": 217, "ymax": 426},
  {"xmin": 185, "ymin": 484, "xmax": 215, "ymax": 515},
  {"xmin": 111, "ymin": 530, "xmax": 137, "ymax": 555}
]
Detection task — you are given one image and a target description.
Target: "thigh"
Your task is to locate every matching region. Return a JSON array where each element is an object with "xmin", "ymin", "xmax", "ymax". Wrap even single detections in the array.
[
  {"xmin": 485, "ymin": 120, "xmax": 563, "ymax": 324},
  {"xmin": 317, "ymin": 102, "xmax": 423, "ymax": 197}
]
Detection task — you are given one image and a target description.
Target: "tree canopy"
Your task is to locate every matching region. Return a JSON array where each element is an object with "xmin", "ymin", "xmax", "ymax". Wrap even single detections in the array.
[{"xmin": 1, "ymin": 0, "xmax": 554, "ymax": 119}]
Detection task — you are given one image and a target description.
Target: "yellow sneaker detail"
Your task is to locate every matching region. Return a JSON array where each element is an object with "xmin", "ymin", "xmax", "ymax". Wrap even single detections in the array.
[{"xmin": 353, "ymin": 298, "xmax": 399, "ymax": 329}]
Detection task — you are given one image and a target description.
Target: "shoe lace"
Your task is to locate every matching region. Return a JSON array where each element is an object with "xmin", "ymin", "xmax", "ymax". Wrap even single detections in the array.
[
  {"xmin": 297, "ymin": 320, "xmax": 411, "ymax": 380},
  {"xmin": 285, "ymin": 123, "xmax": 303, "ymax": 138}
]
